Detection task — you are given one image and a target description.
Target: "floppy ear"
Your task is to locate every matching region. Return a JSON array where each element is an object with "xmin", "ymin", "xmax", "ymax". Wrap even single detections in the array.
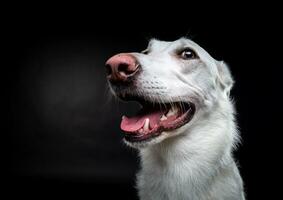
[{"xmin": 216, "ymin": 61, "xmax": 234, "ymax": 96}]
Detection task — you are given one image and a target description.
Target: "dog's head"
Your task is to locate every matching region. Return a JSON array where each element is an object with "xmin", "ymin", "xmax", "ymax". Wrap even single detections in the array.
[{"xmin": 106, "ymin": 38, "xmax": 233, "ymax": 148}]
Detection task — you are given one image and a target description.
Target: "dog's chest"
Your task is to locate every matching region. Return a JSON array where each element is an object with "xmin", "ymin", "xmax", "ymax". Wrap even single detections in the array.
[
  {"xmin": 137, "ymin": 169, "xmax": 189, "ymax": 200},
  {"xmin": 137, "ymin": 153, "xmax": 200, "ymax": 200}
]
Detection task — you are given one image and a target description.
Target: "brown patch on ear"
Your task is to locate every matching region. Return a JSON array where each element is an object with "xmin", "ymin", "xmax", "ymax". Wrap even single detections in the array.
[{"xmin": 216, "ymin": 61, "xmax": 234, "ymax": 96}]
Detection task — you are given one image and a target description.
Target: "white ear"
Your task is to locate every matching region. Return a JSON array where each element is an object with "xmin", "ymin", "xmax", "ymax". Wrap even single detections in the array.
[{"xmin": 216, "ymin": 61, "xmax": 234, "ymax": 96}]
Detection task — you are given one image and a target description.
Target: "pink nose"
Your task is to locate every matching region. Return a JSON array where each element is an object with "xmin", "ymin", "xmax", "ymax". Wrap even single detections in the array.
[{"xmin": 105, "ymin": 53, "xmax": 140, "ymax": 82}]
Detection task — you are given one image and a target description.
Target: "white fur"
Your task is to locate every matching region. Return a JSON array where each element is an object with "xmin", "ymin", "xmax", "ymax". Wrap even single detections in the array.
[{"xmin": 112, "ymin": 38, "xmax": 245, "ymax": 200}]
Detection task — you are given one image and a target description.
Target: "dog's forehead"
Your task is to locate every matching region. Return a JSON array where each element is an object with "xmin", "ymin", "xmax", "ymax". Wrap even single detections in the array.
[{"xmin": 148, "ymin": 38, "xmax": 202, "ymax": 52}]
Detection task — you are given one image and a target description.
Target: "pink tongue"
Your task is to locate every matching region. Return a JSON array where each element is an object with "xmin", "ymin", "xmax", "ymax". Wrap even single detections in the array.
[{"xmin": 121, "ymin": 109, "xmax": 164, "ymax": 133}]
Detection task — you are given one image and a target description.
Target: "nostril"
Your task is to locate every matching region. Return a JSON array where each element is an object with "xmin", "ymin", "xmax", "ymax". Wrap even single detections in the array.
[
  {"xmin": 105, "ymin": 64, "xmax": 112, "ymax": 76},
  {"xmin": 118, "ymin": 63, "xmax": 131, "ymax": 75}
]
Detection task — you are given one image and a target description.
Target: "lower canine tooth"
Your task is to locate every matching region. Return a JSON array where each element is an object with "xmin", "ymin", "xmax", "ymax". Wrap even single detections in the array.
[
  {"xmin": 160, "ymin": 115, "xmax": 167, "ymax": 121},
  {"xmin": 166, "ymin": 107, "xmax": 178, "ymax": 117},
  {"xmin": 143, "ymin": 118, "xmax": 149, "ymax": 131}
]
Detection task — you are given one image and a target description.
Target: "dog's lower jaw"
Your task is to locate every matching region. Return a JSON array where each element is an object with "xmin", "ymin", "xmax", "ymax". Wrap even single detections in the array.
[{"xmin": 136, "ymin": 101, "xmax": 245, "ymax": 200}]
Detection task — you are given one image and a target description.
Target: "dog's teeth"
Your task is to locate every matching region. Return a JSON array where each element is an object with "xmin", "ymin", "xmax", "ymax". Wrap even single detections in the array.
[
  {"xmin": 138, "ymin": 129, "xmax": 143, "ymax": 133},
  {"xmin": 143, "ymin": 118, "xmax": 149, "ymax": 131},
  {"xmin": 160, "ymin": 115, "xmax": 167, "ymax": 121},
  {"xmin": 166, "ymin": 106, "xmax": 178, "ymax": 117},
  {"xmin": 122, "ymin": 115, "xmax": 126, "ymax": 119},
  {"xmin": 166, "ymin": 110, "xmax": 174, "ymax": 117}
]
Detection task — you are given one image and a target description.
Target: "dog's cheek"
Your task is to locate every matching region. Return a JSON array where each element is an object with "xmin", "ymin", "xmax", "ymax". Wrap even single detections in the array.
[{"xmin": 180, "ymin": 60, "xmax": 204, "ymax": 74}]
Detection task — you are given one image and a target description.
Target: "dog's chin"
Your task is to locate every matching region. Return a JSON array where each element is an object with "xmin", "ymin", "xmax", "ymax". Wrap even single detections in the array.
[
  {"xmin": 123, "ymin": 131, "xmax": 170, "ymax": 149},
  {"xmin": 123, "ymin": 126, "xmax": 189, "ymax": 149},
  {"xmin": 117, "ymin": 93, "xmax": 196, "ymax": 149}
]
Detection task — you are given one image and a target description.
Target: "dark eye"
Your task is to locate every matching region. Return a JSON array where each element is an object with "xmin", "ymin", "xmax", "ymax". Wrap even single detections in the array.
[{"xmin": 180, "ymin": 48, "xmax": 197, "ymax": 59}]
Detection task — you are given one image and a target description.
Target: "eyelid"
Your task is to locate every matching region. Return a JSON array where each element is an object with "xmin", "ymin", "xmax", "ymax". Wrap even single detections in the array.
[{"xmin": 177, "ymin": 47, "xmax": 193, "ymax": 54}]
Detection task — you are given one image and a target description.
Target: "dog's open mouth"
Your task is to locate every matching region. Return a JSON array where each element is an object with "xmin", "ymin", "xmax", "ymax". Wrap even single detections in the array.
[{"xmin": 120, "ymin": 95, "xmax": 195, "ymax": 143}]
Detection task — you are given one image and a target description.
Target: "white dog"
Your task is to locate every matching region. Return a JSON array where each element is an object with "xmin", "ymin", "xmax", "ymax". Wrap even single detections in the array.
[{"xmin": 105, "ymin": 38, "xmax": 245, "ymax": 200}]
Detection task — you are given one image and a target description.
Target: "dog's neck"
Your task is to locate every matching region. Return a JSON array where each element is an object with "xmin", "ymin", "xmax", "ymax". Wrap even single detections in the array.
[{"xmin": 137, "ymin": 99, "xmax": 242, "ymax": 199}]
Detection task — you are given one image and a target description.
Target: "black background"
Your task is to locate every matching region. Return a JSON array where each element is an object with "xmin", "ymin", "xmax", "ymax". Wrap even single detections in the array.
[{"xmin": 9, "ymin": 3, "xmax": 281, "ymax": 200}]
